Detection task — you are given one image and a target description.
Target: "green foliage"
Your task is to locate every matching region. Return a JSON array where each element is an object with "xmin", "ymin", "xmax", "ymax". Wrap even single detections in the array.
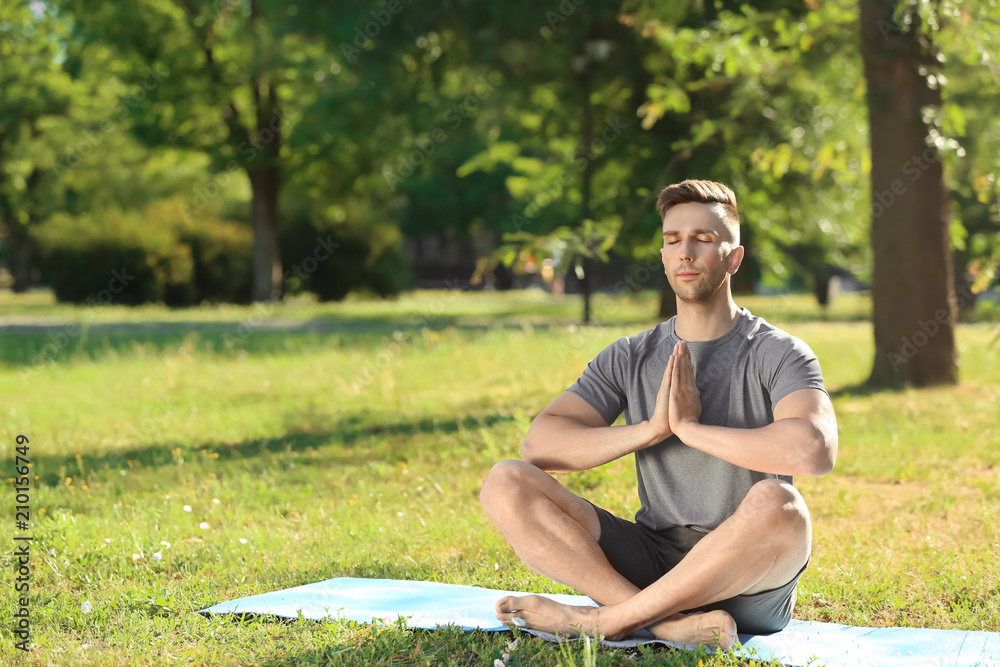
[
  {"xmin": 5, "ymin": 0, "xmax": 999, "ymax": 312},
  {"xmin": 180, "ymin": 210, "xmax": 255, "ymax": 305},
  {"xmin": 493, "ymin": 217, "xmax": 622, "ymax": 280},
  {"xmin": 280, "ymin": 207, "xmax": 412, "ymax": 302},
  {"xmin": 34, "ymin": 198, "xmax": 252, "ymax": 306}
]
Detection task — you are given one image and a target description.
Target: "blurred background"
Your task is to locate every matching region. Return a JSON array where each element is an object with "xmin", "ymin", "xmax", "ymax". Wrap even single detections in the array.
[{"xmin": 1, "ymin": 0, "xmax": 998, "ymax": 372}]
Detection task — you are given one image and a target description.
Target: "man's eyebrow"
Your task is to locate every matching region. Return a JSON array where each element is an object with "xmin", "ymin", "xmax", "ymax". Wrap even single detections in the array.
[{"xmin": 662, "ymin": 228, "xmax": 720, "ymax": 237}]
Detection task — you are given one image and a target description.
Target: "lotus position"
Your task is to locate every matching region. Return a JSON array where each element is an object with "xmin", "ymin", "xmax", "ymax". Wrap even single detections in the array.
[{"xmin": 480, "ymin": 179, "xmax": 839, "ymax": 648}]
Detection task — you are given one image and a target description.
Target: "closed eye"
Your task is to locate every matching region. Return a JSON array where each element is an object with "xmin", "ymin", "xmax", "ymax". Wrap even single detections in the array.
[{"xmin": 666, "ymin": 238, "xmax": 713, "ymax": 244}]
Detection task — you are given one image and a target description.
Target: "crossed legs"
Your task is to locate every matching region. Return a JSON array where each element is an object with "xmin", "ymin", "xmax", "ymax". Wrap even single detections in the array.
[{"xmin": 478, "ymin": 459, "xmax": 811, "ymax": 646}]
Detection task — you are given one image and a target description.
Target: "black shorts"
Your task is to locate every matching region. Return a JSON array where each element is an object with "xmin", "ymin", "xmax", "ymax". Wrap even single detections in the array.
[{"xmin": 589, "ymin": 501, "xmax": 806, "ymax": 635}]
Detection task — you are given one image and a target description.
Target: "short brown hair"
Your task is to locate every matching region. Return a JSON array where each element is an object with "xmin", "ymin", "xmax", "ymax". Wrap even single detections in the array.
[{"xmin": 656, "ymin": 179, "xmax": 740, "ymax": 246}]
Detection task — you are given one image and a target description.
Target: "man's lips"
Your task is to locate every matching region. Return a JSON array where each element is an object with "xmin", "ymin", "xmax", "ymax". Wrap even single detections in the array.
[{"xmin": 677, "ymin": 272, "xmax": 699, "ymax": 278}]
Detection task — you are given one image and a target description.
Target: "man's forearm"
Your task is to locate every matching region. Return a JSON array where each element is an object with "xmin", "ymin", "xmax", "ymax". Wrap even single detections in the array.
[
  {"xmin": 521, "ymin": 415, "xmax": 666, "ymax": 473},
  {"xmin": 673, "ymin": 418, "xmax": 833, "ymax": 476}
]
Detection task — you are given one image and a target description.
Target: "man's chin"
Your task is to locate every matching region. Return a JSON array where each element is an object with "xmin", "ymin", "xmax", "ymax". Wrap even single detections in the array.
[{"xmin": 672, "ymin": 284, "xmax": 720, "ymax": 305}]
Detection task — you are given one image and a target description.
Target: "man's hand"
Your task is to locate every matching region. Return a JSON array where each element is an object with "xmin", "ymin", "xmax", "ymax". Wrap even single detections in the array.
[
  {"xmin": 668, "ymin": 340, "xmax": 702, "ymax": 437},
  {"xmin": 649, "ymin": 345, "xmax": 677, "ymax": 445},
  {"xmin": 646, "ymin": 341, "xmax": 680, "ymax": 444}
]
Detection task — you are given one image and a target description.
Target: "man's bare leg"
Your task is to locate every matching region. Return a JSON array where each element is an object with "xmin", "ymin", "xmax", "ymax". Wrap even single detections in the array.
[
  {"xmin": 480, "ymin": 460, "xmax": 741, "ymax": 646},
  {"xmin": 484, "ymin": 462, "xmax": 810, "ymax": 643}
]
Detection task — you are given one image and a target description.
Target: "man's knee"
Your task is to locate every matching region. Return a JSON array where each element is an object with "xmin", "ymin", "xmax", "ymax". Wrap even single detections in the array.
[
  {"xmin": 741, "ymin": 479, "xmax": 810, "ymax": 534},
  {"xmin": 480, "ymin": 459, "xmax": 542, "ymax": 511}
]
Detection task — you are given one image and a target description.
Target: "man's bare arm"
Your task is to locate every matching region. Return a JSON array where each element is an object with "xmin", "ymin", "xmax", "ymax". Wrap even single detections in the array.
[
  {"xmin": 520, "ymin": 391, "xmax": 668, "ymax": 472},
  {"xmin": 668, "ymin": 342, "xmax": 838, "ymax": 476},
  {"xmin": 523, "ymin": 341, "xmax": 687, "ymax": 472}
]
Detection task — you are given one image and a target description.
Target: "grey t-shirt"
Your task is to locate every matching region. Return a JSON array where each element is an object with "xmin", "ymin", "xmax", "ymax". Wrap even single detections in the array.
[{"xmin": 566, "ymin": 306, "xmax": 828, "ymax": 535}]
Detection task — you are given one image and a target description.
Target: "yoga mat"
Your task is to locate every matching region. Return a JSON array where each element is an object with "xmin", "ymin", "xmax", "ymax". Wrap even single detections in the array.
[{"xmin": 198, "ymin": 577, "xmax": 1000, "ymax": 666}]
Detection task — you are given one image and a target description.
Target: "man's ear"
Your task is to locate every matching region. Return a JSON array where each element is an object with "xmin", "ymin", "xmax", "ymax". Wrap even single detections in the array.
[{"xmin": 727, "ymin": 245, "xmax": 745, "ymax": 275}]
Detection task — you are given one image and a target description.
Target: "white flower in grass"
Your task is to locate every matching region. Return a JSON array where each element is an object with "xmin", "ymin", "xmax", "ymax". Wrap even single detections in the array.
[
  {"xmin": 131, "ymin": 553, "xmax": 142, "ymax": 560},
  {"xmin": 199, "ymin": 522, "xmax": 209, "ymax": 529},
  {"xmin": 160, "ymin": 541, "xmax": 171, "ymax": 548},
  {"xmin": 507, "ymin": 639, "xmax": 518, "ymax": 651},
  {"xmin": 239, "ymin": 538, "xmax": 248, "ymax": 544},
  {"xmin": 493, "ymin": 660, "xmax": 505, "ymax": 667},
  {"xmin": 212, "ymin": 498, "xmax": 220, "ymax": 504},
  {"xmin": 81, "ymin": 601, "xmax": 93, "ymax": 613},
  {"xmin": 183, "ymin": 505, "xmax": 192, "ymax": 512},
  {"xmin": 152, "ymin": 551, "xmax": 162, "ymax": 562},
  {"xmin": 48, "ymin": 549, "xmax": 57, "ymax": 556},
  {"xmin": 104, "ymin": 538, "xmax": 111, "ymax": 544}
]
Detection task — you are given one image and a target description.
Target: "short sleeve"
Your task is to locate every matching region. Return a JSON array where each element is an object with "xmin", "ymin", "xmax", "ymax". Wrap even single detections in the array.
[
  {"xmin": 565, "ymin": 337, "xmax": 629, "ymax": 426},
  {"xmin": 756, "ymin": 333, "xmax": 828, "ymax": 409}
]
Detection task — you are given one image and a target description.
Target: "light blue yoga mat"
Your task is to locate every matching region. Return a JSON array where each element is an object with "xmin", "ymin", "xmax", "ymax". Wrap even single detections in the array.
[{"xmin": 198, "ymin": 577, "xmax": 1000, "ymax": 667}]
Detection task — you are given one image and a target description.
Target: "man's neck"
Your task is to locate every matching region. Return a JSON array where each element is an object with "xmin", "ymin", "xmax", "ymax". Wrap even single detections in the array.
[{"xmin": 674, "ymin": 297, "xmax": 741, "ymax": 342}]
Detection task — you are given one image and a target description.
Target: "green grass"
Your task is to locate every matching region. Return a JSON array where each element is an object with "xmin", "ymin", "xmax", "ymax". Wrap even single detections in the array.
[{"xmin": 1, "ymin": 288, "xmax": 999, "ymax": 666}]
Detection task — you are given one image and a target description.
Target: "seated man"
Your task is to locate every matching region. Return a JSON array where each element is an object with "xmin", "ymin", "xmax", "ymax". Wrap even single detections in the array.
[{"xmin": 479, "ymin": 179, "xmax": 838, "ymax": 648}]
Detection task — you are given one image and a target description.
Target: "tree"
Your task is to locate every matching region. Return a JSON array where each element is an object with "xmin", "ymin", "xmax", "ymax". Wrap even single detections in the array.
[
  {"xmin": 635, "ymin": 0, "xmax": 872, "ymax": 312},
  {"xmin": 0, "ymin": 1, "xmax": 73, "ymax": 291},
  {"xmin": 68, "ymin": 0, "xmax": 322, "ymax": 301},
  {"xmin": 860, "ymin": 0, "xmax": 958, "ymax": 386}
]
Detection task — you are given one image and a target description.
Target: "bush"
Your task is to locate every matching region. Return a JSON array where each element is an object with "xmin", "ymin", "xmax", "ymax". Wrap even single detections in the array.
[
  {"xmin": 177, "ymin": 212, "xmax": 253, "ymax": 305},
  {"xmin": 35, "ymin": 198, "xmax": 252, "ymax": 306},
  {"xmin": 280, "ymin": 209, "xmax": 411, "ymax": 301}
]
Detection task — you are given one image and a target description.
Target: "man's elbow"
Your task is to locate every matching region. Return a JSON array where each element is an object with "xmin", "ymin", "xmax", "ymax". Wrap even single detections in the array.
[
  {"xmin": 520, "ymin": 436, "xmax": 572, "ymax": 472},
  {"xmin": 519, "ymin": 437, "xmax": 540, "ymax": 466},
  {"xmin": 805, "ymin": 435, "xmax": 837, "ymax": 476},
  {"xmin": 520, "ymin": 434, "xmax": 550, "ymax": 469}
]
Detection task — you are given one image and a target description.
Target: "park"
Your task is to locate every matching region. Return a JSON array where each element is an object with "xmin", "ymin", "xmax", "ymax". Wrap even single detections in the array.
[{"xmin": 2, "ymin": 0, "xmax": 1000, "ymax": 665}]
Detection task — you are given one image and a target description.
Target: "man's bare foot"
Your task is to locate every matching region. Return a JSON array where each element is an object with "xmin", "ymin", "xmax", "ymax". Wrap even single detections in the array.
[
  {"xmin": 495, "ymin": 595, "xmax": 605, "ymax": 638},
  {"xmin": 647, "ymin": 610, "xmax": 738, "ymax": 650},
  {"xmin": 495, "ymin": 596, "xmax": 737, "ymax": 650}
]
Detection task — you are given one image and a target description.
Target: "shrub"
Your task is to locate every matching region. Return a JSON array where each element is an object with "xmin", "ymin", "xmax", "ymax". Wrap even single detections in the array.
[
  {"xmin": 35, "ymin": 198, "xmax": 252, "ymax": 306},
  {"xmin": 280, "ymin": 209, "xmax": 411, "ymax": 301}
]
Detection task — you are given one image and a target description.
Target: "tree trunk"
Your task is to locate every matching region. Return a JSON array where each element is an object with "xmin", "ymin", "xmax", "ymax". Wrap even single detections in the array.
[
  {"xmin": 658, "ymin": 279, "xmax": 677, "ymax": 320},
  {"xmin": 579, "ymin": 63, "xmax": 594, "ymax": 326},
  {"xmin": 8, "ymin": 227, "xmax": 34, "ymax": 292},
  {"xmin": 249, "ymin": 166, "xmax": 283, "ymax": 302},
  {"xmin": 2, "ymin": 167, "xmax": 42, "ymax": 293},
  {"xmin": 860, "ymin": 0, "xmax": 957, "ymax": 387}
]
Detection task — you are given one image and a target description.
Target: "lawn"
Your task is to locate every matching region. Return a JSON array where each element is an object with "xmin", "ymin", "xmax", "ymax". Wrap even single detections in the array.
[{"xmin": 1, "ymin": 288, "xmax": 998, "ymax": 666}]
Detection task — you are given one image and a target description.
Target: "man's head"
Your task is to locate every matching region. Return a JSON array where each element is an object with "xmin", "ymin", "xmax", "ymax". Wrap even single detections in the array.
[{"xmin": 657, "ymin": 179, "xmax": 744, "ymax": 305}]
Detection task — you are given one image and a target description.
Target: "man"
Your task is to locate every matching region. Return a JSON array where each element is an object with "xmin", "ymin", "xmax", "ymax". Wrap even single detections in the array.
[{"xmin": 479, "ymin": 179, "xmax": 838, "ymax": 648}]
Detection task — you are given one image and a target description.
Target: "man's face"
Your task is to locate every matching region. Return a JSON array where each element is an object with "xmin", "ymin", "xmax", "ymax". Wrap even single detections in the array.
[{"xmin": 660, "ymin": 202, "xmax": 743, "ymax": 305}]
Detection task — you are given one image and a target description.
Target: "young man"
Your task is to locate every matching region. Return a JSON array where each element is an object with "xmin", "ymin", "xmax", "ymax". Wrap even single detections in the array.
[{"xmin": 479, "ymin": 179, "xmax": 838, "ymax": 648}]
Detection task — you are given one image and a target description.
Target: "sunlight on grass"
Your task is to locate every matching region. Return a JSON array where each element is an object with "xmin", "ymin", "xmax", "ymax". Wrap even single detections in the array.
[{"xmin": 1, "ymin": 288, "xmax": 998, "ymax": 665}]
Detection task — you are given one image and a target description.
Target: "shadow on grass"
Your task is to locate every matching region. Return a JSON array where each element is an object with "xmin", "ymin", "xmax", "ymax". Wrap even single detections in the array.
[
  {"xmin": 0, "ymin": 315, "xmax": 650, "ymax": 369},
  {"xmin": 829, "ymin": 380, "xmax": 882, "ymax": 399},
  {"xmin": 828, "ymin": 377, "xmax": 951, "ymax": 399},
  {"xmin": 32, "ymin": 411, "xmax": 515, "ymax": 487}
]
